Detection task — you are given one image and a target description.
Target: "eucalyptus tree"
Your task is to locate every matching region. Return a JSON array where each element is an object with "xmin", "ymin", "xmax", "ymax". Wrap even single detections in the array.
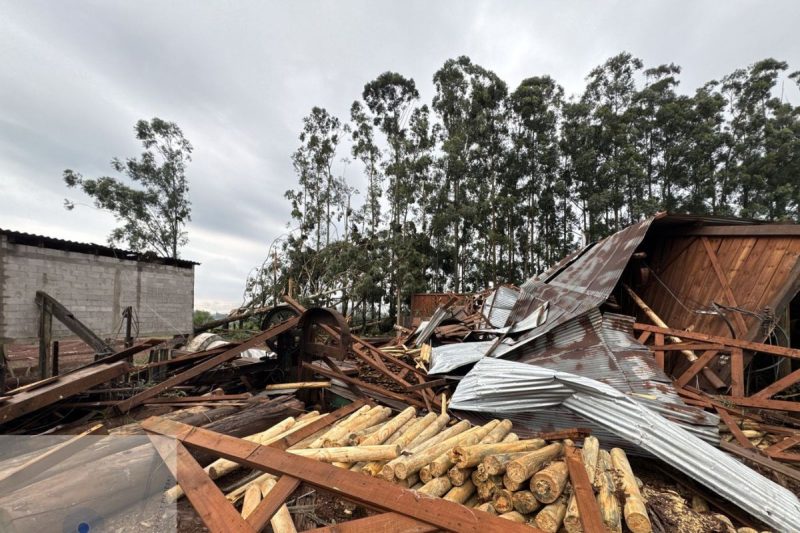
[{"xmin": 63, "ymin": 117, "xmax": 192, "ymax": 259}]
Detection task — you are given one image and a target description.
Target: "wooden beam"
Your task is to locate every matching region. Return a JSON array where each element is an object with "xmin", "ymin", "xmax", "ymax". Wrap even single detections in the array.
[
  {"xmin": 730, "ymin": 348, "xmax": 745, "ymax": 397},
  {"xmin": 674, "ymin": 350, "xmax": 719, "ymax": 389},
  {"xmin": 634, "ymin": 323, "xmax": 800, "ymax": 360},
  {"xmin": 275, "ymin": 399, "xmax": 370, "ymax": 451},
  {"xmin": 669, "ymin": 225, "xmax": 800, "ymax": 237},
  {"xmin": 719, "ymin": 439, "xmax": 800, "ymax": 483},
  {"xmin": 763, "ymin": 435, "xmax": 800, "ymax": 456},
  {"xmin": 564, "ymin": 444, "xmax": 605, "ymax": 533},
  {"xmin": 751, "ymin": 368, "xmax": 800, "ymax": 400},
  {"xmin": 36, "ymin": 291, "xmax": 114, "ymax": 355},
  {"xmin": 722, "ymin": 396, "xmax": 800, "ymax": 413},
  {"xmin": 700, "ymin": 237, "xmax": 748, "ymax": 337},
  {"xmin": 116, "ymin": 316, "xmax": 299, "ymax": 413},
  {"xmin": 714, "ymin": 407, "xmax": 755, "ymax": 450},
  {"xmin": 404, "ymin": 378, "xmax": 447, "ymax": 392},
  {"xmin": 244, "ymin": 474, "xmax": 300, "ymax": 531},
  {"xmin": 0, "ymin": 362, "xmax": 129, "ymax": 424},
  {"xmin": 148, "ymin": 434, "xmax": 254, "ymax": 532},
  {"xmin": 654, "ymin": 332, "xmax": 665, "ymax": 371},
  {"xmin": 144, "ymin": 394, "xmax": 252, "ymax": 404},
  {"xmin": 142, "ymin": 418, "xmax": 540, "ymax": 533},
  {"xmin": 303, "ymin": 362, "xmax": 428, "ymax": 409},
  {"xmin": 301, "ymin": 513, "xmax": 437, "ymax": 533}
]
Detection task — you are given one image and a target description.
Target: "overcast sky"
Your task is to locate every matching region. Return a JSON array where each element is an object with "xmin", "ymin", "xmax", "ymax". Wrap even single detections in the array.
[{"xmin": 1, "ymin": 1, "xmax": 799, "ymax": 313}]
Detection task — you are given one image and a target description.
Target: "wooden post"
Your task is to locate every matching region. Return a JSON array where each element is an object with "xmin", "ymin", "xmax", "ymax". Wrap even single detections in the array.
[
  {"xmin": 51, "ymin": 341, "xmax": 59, "ymax": 376},
  {"xmin": 731, "ymin": 348, "xmax": 745, "ymax": 397},
  {"xmin": 654, "ymin": 332, "xmax": 665, "ymax": 371},
  {"xmin": 38, "ymin": 299, "xmax": 53, "ymax": 379},
  {"xmin": 0, "ymin": 344, "xmax": 6, "ymax": 394}
]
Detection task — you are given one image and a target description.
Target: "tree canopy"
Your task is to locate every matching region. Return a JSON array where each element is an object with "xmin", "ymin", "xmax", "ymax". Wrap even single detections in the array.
[
  {"xmin": 247, "ymin": 54, "xmax": 800, "ymax": 328},
  {"xmin": 64, "ymin": 117, "xmax": 192, "ymax": 259}
]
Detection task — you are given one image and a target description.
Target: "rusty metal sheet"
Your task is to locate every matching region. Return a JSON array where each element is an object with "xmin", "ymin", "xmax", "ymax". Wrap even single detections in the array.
[{"xmin": 504, "ymin": 216, "xmax": 655, "ymax": 354}]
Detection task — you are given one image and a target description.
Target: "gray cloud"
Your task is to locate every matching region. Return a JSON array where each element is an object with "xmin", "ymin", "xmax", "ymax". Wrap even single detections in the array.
[{"xmin": 1, "ymin": 0, "xmax": 798, "ymax": 312}]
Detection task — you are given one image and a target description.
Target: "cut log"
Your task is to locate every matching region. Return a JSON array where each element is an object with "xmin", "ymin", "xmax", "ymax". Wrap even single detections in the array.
[
  {"xmin": 322, "ymin": 406, "xmax": 390, "ymax": 447},
  {"xmin": 360, "ymin": 412, "xmax": 438, "ymax": 476},
  {"xmin": 307, "ymin": 405, "xmax": 372, "ymax": 448},
  {"xmin": 482, "ymin": 451, "xmax": 529, "ymax": 476},
  {"xmin": 475, "ymin": 502, "xmax": 496, "ymax": 514},
  {"xmin": 596, "ymin": 450, "xmax": 622, "ymax": 533},
  {"xmin": 453, "ymin": 438, "xmax": 546, "ymax": 469},
  {"xmin": 261, "ymin": 476, "xmax": 298, "ymax": 533},
  {"xmin": 477, "ymin": 475, "xmax": 503, "ymax": 501},
  {"xmin": 407, "ymin": 413, "xmax": 451, "ymax": 449},
  {"xmin": 512, "ymin": 490, "xmax": 541, "ymax": 514},
  {"xmin": 447, "ymin": 466, "xmax": 471, "ymax": 486},
  {"xmin": 444, "ymin": 479, "xmax": 476, "ymax": 503},
  {"xmin": 610, "ymin": 448, "xmax": 651, "ymax": 533},
  {"xmin": 531, "ymin": 461, "xmax": 569, "ymax": 503},
  {"xmin": 241, "ymin": 483, "xmax": 262, "ymax": 518},
  {"xmin": 503, "ymin": 472, "xmax": 525, "ymax": 491},
  {"xmin": 498, "ymin": 511, "xmax": 526, "ymax": 523},
  {"xmin": 359, "ymin": 406, "xmax": 416, "ymax": 446},
  {"xmin": 408, "ymin": 419, "xmax": 471, "ymax": 453},
  {"xmin": 492, "ymin": 488, "xmax": 515, "ymax": 513},
  {"xmin": 391, "ymin": 422, "xmax": 492, "ymax": 481},
  {"xmin": 292, "ymin": 444, "xmax": 400, "ymax": 463},
  {"xmin": 534, "ymin": 494, "xmax": 568, "ymax": 533},
  {"xmin": 417, "ymin": 476, "xmax": 452, "ymax": 497},
  {"xmin": 428, "ymin": 420, "xmax": 499, "ymax": 477},
  {"xmin": 505, "ymin": 442, "xmax": 563, "ymax": 483}
]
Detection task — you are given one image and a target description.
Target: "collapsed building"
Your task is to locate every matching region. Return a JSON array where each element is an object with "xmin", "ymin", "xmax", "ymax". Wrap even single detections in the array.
[{"xmin": 0, "ymin": 213, "xmax": 799, "ymax": 532}]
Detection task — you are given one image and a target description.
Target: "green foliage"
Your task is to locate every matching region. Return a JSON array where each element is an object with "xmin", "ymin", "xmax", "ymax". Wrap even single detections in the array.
[
  {"xmin": 63, "ymin": 118, "xmax": 192, "ymax": 259},
  {"xmin": 193, "ymin": 309, "xmax": 213, "ymax": 327},
  {"xmin": 248, "ymin": 54, "xmax": 800, "ymax": 329}
]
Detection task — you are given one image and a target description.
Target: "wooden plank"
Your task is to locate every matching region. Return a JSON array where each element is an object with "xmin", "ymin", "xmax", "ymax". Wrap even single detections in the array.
[
  {"xmin": 303, "ymin": 362, "xmax": 428, "ymax": 409},
  {"xmin": 633, "ymin": 323, "xmax": 800, "ymax": 359},
  {"xmin": 674, "ymin": 350, "xmax": 719, "ymax": 389},
  {"xmin": 763, "ymin": 435, "xmax": 800, "ymax": 456},
  {"xmin": 302, "ymin": 513, "xmax": 437, "ymax": 533},
  {"xmin": 276, "ymin": 399, "xmax": 369, "ymax": 451},
  {"xmin": 142, "ymin": 418, "xmax": 540, "ymax": 533},
  {"xmin": 654, "ymin": 333, "xmax": 665, "ymax": 370},
  {"xmin": 564, "ymin": 444, "xmax": 605, "ymax": 533},
  {"xmin": 0, "ymin": 423, "xmax": 105, "ymax": 492},
  {"xmin": 244, "ymin": 474, "xmax": 300, "ymax": 531},
  {"xmin": 751, "ymin": 368, "xmax": 800, "ymax": 400},
  {"xmin": 714, "ymin": 407, "xmax": 755, "ymax": 450},
  {"xmin": 720, "ymin": 439, "xmax": 800, "ymax": 483},
  {"xmin": 701, "ymin": 237, "xmax": 748, "ymax": 337},
  {"xmin": 722, "ymin": 396, "xmax": 800, "ymax": 413},
  {"xmin": 116, "ymin": 316, "xmax": 299, "ymax": 413},
  {"xmin": 670, "ymin": 225, "xmax": 800, "ymax": 237},
  {"xmin": 0, "ymin": 362, "xmax": 129, "ymax": 424},
  {"xmin": 405, "ymin": 378, "xmax": 448, "ymax": 392},
  {"xmin": 636, "ymin": 331, "xmax": 651, "ymax": 344},
  {"xmin": 144, "ymin": 394, "xmax": 252, "ymax": 404},
  {"xmin": 730, "ymin": 348, "xmax": 745, "ymax": 397},
  {"xmin": 36, "ymin": 291, "xmax": 114, "ymax": 355},
  {"xmin": 148, "ymin": 435, "xmax": 254, "ymax": 532}
]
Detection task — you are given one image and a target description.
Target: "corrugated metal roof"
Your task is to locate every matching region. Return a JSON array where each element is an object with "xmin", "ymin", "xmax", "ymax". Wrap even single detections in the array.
[
  {"xmin": 481, "ymin": 285, "xmax": 520, "ymax": 328},
  {"xmin": 450, "ymin": 358, "xmax": 800, "ymax": 533},
  {"xmin": 0, "ymin": 227, "xmax": 198, "ymax": 268},
  {"xmin": 502, "ymin": 216, "xmax": 654, "ymax": 355}
]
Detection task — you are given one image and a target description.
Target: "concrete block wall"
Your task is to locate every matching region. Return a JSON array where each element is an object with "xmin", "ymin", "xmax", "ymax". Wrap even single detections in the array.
[{"xmin": 0, "ymin": 235, "xmax": 194, "ymax": 342}]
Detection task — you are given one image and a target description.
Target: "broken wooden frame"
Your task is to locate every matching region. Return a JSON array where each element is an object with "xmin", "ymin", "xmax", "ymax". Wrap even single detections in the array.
[
  {"xmin": 142, "ymin": 406, "xmax": 540, "ymax": 533},
  {"xmin": 116, "ymin": 316, "xmax": 301, "ymax": 413},
  {"xmin": 283, "ymin": 295, "xmax": 441, "ymax": 410},
  {"xmin": 635, "ymin": 323, "xmax": 800, "ymax": 412}
]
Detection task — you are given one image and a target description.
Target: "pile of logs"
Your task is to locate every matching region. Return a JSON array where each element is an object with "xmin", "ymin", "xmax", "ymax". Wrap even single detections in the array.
[{"xmin": 181, "ymin": 404, "xmax": 654, "ymax": 533}]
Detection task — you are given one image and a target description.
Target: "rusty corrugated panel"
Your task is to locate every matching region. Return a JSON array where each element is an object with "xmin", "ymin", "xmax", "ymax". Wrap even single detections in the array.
[{"xmin": 505, "ymin": 216, "xmax": 654, "ymax": 355}]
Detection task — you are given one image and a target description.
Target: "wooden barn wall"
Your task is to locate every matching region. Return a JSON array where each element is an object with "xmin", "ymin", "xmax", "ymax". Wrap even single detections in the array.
[{"xmin": 637, "ymin": 235, "xmax": 800, "ymax": 342}]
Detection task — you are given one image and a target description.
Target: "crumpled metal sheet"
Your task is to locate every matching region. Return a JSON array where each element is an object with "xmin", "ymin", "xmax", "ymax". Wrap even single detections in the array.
[
  {"xmin": 414, "ymin": 306, "xmax": 449, "ymax": 348},
  {"xmin": 503, "ymin": 216, "xmax": 654, "ymax": 354},
  {"xmin": 481, "ymin": 285, "xmax": 520, "ymax": 328},
  {"xmin": 450, "ymin": 358, "xmax": 800, "ymax": 533},
  {"xmin": 428, "ymin": 339, "xmax": 516, "ymax": 374}
]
